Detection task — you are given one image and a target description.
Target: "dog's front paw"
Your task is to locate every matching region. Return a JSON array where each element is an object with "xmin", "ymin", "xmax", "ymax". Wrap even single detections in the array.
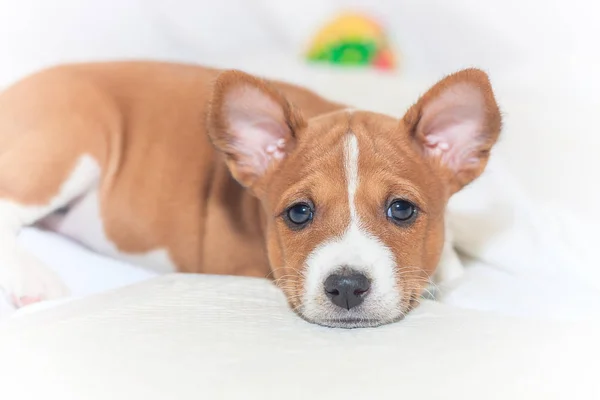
[{"xmin": 0, "ymin": 255, "xmax": 69, "ymax": 309}]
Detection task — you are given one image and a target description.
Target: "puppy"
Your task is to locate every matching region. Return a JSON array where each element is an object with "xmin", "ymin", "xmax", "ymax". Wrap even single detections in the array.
[{"xmin": 0, "ymin": 62, "xmax": 500, "ymax": 327}]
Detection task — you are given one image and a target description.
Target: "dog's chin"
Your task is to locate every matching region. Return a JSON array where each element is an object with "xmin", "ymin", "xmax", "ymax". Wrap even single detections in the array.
[
  {"xmin": 295, "ymin": 307, "xmax": 406, "ymax": 329},
  {"xmin": 306, "ymin": 316, "xmax": 404, "ymax": 329}
]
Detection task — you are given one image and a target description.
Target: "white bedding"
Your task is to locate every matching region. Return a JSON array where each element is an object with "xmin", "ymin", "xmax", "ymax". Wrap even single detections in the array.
[{"xmin": 3, "ymin": 273, "xmax": 600, "ymax": 400}]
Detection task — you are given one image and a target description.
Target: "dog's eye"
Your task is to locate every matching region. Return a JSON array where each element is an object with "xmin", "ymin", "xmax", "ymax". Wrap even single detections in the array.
[
  {"xmin": 387, "ymin": 200, "xmax": 417, "ymax": 223},
  {"xmin": 286, "ymin": 203, "xmax": 313, "ymax": 227}
]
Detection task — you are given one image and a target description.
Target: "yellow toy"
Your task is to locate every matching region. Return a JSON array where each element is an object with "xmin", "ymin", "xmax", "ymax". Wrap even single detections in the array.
[{"xmin": 305, "ymin": 11, "xmax": 397, "ymax": 70}]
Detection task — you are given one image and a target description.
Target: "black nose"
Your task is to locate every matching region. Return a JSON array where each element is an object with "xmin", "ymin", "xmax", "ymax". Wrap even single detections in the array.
[{"xmin": 324, "ymin": 271, "xmax": 371, "ymax": 310}]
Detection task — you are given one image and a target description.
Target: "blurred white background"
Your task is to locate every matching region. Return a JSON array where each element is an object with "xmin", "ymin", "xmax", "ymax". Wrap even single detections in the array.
[
  {"xmin": 1, "ymin": 0, "xmax": 599, "ymax": 82},
  {"xmin": 1, "ymin": 0, "xmax": 599, "ymax": 220}
]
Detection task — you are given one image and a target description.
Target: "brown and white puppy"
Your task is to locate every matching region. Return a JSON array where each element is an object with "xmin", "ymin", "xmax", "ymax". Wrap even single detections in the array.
[{"xmin": 0, "ymin": 62, "xmax": 500, "ymax": 327}]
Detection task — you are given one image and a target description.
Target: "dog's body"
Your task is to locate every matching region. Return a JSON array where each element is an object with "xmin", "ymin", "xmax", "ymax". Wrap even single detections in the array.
[{"xmin": 0, "ymin": 62, "xmax": 500, "ymax": 327}]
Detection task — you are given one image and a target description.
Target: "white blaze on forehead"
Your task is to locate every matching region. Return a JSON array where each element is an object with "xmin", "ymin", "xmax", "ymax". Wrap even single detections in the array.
[
  {"xmin": 344, "ymin": 135, "xmax": 359, "ymax": 220},
  {"xmin": 301, "ymin": 133, "xmax": 401, "ymax": 322}
]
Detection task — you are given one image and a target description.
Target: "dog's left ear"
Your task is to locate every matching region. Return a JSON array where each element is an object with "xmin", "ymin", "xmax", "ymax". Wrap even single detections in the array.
[
  {"xmin": 207, "ymin": 70, "xmax": 305, "ymax": 189},
  {"xmin": 402, "ymin": 68, "xmax": 502, "ymax": 194}
]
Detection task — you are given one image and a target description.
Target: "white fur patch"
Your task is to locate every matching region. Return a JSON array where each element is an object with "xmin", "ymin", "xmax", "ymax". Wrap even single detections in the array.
[
  {"xmin": 0, "ymin": 153, "xmax": 176, "ymax": 310},
  {"xmin": 301, "ymin": 134, "xmax": 401, "ymax": 323},
  {"xmin": 50, "ymin": 189, "xmax": 177, "ymax": 274},
  {"xmin": 0, "ymin": 155, "xmax": 100, "ymax": 229},
  {"xmin": 0, "ymin": 155, "xmax": 100, "ymax": 306}
]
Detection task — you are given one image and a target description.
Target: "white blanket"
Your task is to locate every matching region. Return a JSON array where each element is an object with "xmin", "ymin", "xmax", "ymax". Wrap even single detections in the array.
[
  {"xmin": 441, "ymin": 154, "xmax": 600, "ymax": 319},
  {"xmin": 4, "ymin": 273, "xmax": 600, "ymax": 400}
]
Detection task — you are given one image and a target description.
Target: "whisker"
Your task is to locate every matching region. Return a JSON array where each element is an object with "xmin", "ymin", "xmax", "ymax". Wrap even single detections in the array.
[{"xmin": 265, "ymin": 266, "xmax": 303, "ymax": 280}]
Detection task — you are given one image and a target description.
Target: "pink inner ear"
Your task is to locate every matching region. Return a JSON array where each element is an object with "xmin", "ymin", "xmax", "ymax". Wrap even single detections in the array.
[
  {"xmin": 225, "ymin": 85, "xmax": 290, "ymax": 176},
  {"xmin": 420, "ymin": 83, "xmax": 487, "ymax": 173}
]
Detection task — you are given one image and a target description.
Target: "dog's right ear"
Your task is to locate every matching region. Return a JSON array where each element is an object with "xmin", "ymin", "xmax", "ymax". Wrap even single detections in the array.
[{"xmin": 207, "ymin": 70, "xmax": 305, "ymax": 190}]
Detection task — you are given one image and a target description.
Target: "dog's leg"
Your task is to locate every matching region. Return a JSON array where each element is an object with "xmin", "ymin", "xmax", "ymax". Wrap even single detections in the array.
[{"xmin": 0, "ymin": 147, "xmax": 101, "ymax": 309}]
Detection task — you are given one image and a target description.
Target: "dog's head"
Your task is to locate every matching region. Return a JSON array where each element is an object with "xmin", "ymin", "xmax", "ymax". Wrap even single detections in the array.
[{"xmin": 207, "ymin": 69, "xmax": 501, "ymax": 328}]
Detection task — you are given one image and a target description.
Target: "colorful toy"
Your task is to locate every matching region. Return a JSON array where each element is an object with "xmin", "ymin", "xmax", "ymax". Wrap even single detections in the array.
[{"xmin": 305, "ymin": 11, "xmax": 397, "ymax": 71}]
